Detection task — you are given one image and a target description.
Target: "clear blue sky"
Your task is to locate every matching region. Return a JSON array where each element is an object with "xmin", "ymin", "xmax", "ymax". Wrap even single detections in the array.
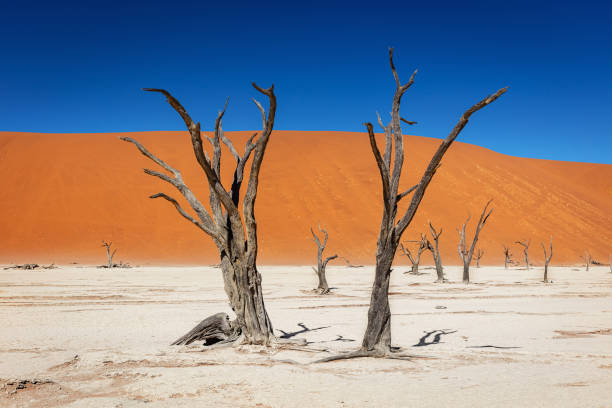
[{"xmin": 1, "ymin": 0, "xmax": 610, "ymax": 163}]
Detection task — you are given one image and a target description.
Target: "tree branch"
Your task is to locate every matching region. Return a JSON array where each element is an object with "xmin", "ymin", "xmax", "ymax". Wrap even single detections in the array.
[
  {"xmin": 394, "ymin": 87, "xmax": 507, "ymax": 238},
  {"xmin": 365, "ymin": 122, "xmax": 391, "ymax": 212}
]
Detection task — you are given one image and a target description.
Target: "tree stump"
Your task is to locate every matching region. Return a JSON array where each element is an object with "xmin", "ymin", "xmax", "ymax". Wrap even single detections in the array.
[{"xmin": 171, "ymin": 313, "xmax": 239, "ymax": 346}]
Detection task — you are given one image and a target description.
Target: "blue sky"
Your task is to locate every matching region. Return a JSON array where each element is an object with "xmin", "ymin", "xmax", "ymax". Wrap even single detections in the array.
[{"xmin": 1, "ymin": 0, "xmax": 610, "ymax": 163}]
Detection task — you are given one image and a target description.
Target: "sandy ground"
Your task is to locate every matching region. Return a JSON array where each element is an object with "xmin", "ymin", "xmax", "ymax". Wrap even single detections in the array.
[{"xmin": 0, "ymin": 264, "xmax": 611, "ymax": 407}]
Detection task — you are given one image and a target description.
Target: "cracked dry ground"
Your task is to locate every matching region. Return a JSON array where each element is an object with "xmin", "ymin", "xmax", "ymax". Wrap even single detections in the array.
[{"xmin": 1, "ymin": 265, "xmax": 611, "ymax": 407}]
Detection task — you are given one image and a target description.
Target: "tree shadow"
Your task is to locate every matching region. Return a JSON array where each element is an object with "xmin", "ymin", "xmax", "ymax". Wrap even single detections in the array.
[
  {"xmin": 413, "ymin": 329, "xmax": 457, "ymax": 347},
  {"xmin": 277, "ymin": 323, "xmax": 331, "ymax": 339}
]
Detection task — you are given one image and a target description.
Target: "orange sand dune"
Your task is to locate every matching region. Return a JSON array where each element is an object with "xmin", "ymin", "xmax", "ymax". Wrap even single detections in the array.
[{"xmin": 0, "ymin": 130, "xmax": 610, "ymax": 266}]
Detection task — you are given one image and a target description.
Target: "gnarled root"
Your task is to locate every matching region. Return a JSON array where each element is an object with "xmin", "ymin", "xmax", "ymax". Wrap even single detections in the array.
[
  {"xmin": 171, "ymin": 312, "xmax": 239, "ymax": 346},
  {"xmin": 313, "ymin": 348, "xmax": 429, "ymax": 363}
]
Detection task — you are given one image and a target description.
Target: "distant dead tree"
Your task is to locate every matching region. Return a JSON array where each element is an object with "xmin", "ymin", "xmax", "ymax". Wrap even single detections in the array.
[
  {"xmin": 310, "ymin": 224, "xmax": 338, "ymax": 294},
  {"xmin": 609, "ymin": 254, "xmax": 611, "ymax": 273},
  {"xmin": 426, "ymin": 221, "xmax": 445, "ymax": 282},
  {"xmin": 400, "ymin": 234, "xmax": 427, "ymax": 274},
  {"xmin": 515, "ymin": 240, "xmax": 531, "ymax": 270},
  {"xmin": 503, "ymin": 245, "xmax": 513, "ymax": 270},
  {"xmin": 475, "ymin": 248, "xmax": 484, "ymax": 268},
  {"xmin": 122, "ymin": 83, "xmax": 278, "ymax": 346},
  {"xmin": 583, "ymin": 251, "xmax": 591, "ymax": 271},
  {"xmin": 458, "ymin": 200, "xmax": 494, "ymax": 283},
  {"xmin": 317, "ymin": 48, "xmax": 506, "ymax": 362},
  {"xmin": 101, "ymin": 241, "xmax": 117, "ymax": 268},
  {"xmin": 541, "ymin": 236, "xmax": 553, "ymax": 283}
]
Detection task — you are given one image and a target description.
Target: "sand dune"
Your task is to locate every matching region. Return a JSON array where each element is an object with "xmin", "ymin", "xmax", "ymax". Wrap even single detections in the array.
[{"xmin": 0, "ymin": 130, "xmax": 610, "ymax": 266}]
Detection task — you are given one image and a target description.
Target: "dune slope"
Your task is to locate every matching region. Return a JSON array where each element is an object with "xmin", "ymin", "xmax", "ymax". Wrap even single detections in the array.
[{"xmin": 0, "ymin": 130, "xmax": 610, "ymax": 266}]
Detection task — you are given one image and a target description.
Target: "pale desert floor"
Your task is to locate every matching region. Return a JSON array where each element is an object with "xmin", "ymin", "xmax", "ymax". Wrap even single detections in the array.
[{"xmin": 1, "ymin": 265, "xmax": 611, "ymax": 407}]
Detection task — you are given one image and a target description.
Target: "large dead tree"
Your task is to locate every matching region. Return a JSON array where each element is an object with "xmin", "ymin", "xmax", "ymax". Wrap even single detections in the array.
[
  {"xmin": 122, "ymin": 84, "xmax": 276, "ymax": 345},
  {"xmin": 458, "ymin": 200, "xmax": 494, "ymax": 284},
  {"xmin": 426, "ymin": 221, "xmax": 445, "ymax": 282},
  {"xmin": 503, "ymin": 245, "xmax": 512, "ymax": 270},
  {"xmin": 541, "ymin": 236, "xmax": 553, "ymax": 283},
  {"xmin": 515, "ymin": 240, "xmax": 531, "ymax": 270},
  {"xmin": 400, "ymin": 235, "xmax": 427, "ymax": 274},
  {"xmin": 310, "ymin": 224, "xmax": 338, "ymax": 294},
  {"xmin": 317, "ymin": 49, "xmax": 506, "ymax": 362}
]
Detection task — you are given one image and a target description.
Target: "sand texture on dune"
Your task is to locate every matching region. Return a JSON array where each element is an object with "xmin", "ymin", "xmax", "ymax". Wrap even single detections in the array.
[
  {"xmin": 0, "ymin": 130, "xmax": 610, "ymax": 265},
  {"xmin": 0, "ymin": 265, "xmax": 611, "ymax": 407}
]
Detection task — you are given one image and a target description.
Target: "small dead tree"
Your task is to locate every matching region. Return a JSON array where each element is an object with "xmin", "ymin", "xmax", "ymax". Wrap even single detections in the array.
[
  {"xmin": 503, "ymin": 245, "xmax": 512, "ymax": 270},
  {"xmin": 399, "ymin": 234, "xmax": 427, "ymax": 274},
  {"xmin": 122, "ymin": 83, "xmax": 277, "ymax": 346},
  {"xmin": 541, "ymin": 236, "xmax": 553, "ymax": 283},
  {"xmin": 426, "ymin": 221, "xmax": 445, "ymax": 282},
  {"xmin": 583, "ymin": 251, "xmax": 591, "ymax": 271},
  {"xmin": 515, "ymin": 240, "xmax": 531, "ymax": 270},
  {"xmin": 475, "ymin": 248, "xmax": 484, "ymax": 268},
  {"xmin": 457, "ymin": 200, "xmax": 494, "ymax": 284},
  {"xmin": 102, "ymin": 241, "xmax": 117, "ymax": 268},
  {"xmin": 316, "ymin": 48, "xmax": 506, "ymax": 362},
  {"xmin": 609, "ymin": 254, "xmax": 611, "ymax": 273},
  {"xmin": 310, "ymin": 224, "xmax": 338, "ymax": 294}
]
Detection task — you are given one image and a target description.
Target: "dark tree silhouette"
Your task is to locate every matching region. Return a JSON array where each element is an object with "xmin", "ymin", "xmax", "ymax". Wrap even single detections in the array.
[
  {"xmin": 310, "ymin": 224, "xmax": 338, "ymax": 294},
  {"xmin": 458, "ymin": 200, "xmax": 494, "ymax": 283},
  {"xmin": 475, "ymin": 248, "xmax": 484, "ymax": 268},
  {"xmin": 122, "ymin": 83, "xmax": 277, "ymax": 345},
  {"xmin": 541, "ymin": 236, "xmax": 553, "ymax": 283},
  {"xmin": 503, "ymin": 245, "xmax": 512, "ymax": 270},
  {"xmin": 317, "ymin": 48, "xmax": 506, "ymax": 362},
  {"xmin": 515, "ymin": 240, "xmax": 531, "ymax": 270},
  {"xmin": 400, "ymin": 235, "xmax": 427, "ymax": 274},
  {"xmin": 583, "ymin": 251, "xmax": 591, "ymax": 271},
  {"xmin": 101, "ymin": 241, "xmax": 117, "ymax": 268},
  {"xmin": 426, "ymin": 221, "xmax": 445, "ymax": 282}
]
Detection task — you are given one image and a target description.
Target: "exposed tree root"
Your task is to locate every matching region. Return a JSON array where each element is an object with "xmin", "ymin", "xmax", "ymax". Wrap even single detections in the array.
[
  {"xmin": 171, "ymin": 313, "xmax": 239, "ymax": 346},
  {"xmin": 313, "ymin": 349, "xmax": 429, "ymax": 363}
]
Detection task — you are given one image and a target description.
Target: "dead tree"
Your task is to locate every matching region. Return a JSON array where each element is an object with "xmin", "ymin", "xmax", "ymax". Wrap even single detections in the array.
[
  {"xmin": 310, "ymin": 224, "xmax": 338, "ymax": 294},
  {"xmin": 503, "ymin": 245, "xmax": 512, "ymax": 270},
  {"xmin": 583, "ymin": 251, "xmax": 591, "ymax": 271},
  {"xmin": 122, "ymin": 83, "xmax": 277, "ymax": 345},
  {"xmin": 475, "ymin": 248, "xmax": 484, "ymax": 268},
  {"xmin": 102, "ymin": 241, "xmax": 117, "ymax": 268},
  {"xmin": 609, "ymin": 254, "xmax": 611, "ymax": 273},
  {"xmin": 426, "ymin": 221, "xmax": 445, "ymax": 282},
  {"xmin": 515, "ymin": 240, "xmax": 531, "ymax": 270},
  {"xmin": 458, "ymin": 200, "xmax": 494, "ymax": 283},
  {"xmin": 541, "ymin": 236, "xmax": 553, "ymax": 283},
  {"xmin": 317, "ymin": 48, "xmax": 506, "ymax": 361},
  {"xmin": 399, "ymin": 234, "xmax": 427, "ymax": 274}
]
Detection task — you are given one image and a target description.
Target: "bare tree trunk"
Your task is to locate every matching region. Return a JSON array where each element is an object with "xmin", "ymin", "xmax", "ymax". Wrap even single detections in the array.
[
  {"xmin": 357, "ymin": 48, "xmax": 506, "ymax": 355},
  {"xmin": 541, "ymin": 236, "xmax": 553, "ymax": 283},
  {"xmin": 584, "ymin": 251, "xmax": 591, "ymax": 271},
  {"xmin": 362, "ymin": 239, "xmax": 395, "ymax": 353},
  {"xmin": 311, "ymin": 224, "xmax": 338, "ymax": 294},
  {"xmin": 458, "ymin": 201, "xmax": 494, "ymax": 283},
  {"xmin": 475, "ymin": 248, "xmax": 484, "ymax": 268},
  {"xmin": 122, "ymin": 83, "xmax": 277, "ymax": 345},
  {"xmin": 102, "ymin": 241, "xmax": 116, "ymax": 268},
  {"xmin": 503, "ymin": 245, "xmax": 512, "ymax": 270},
  {"xmin": 400, "ymin": 235, "xmax": 426, "ymax": 274},
  {"xmin": 516, "ymin": 240, "xmax": 531, "ymax": 270},
  {"xmin": 609, "ymin": 254, "xmax": 611, "ymax": 273},
  {"xmin": 427, "ymin": 221, "xmax": 445, "ymax": 282}
]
